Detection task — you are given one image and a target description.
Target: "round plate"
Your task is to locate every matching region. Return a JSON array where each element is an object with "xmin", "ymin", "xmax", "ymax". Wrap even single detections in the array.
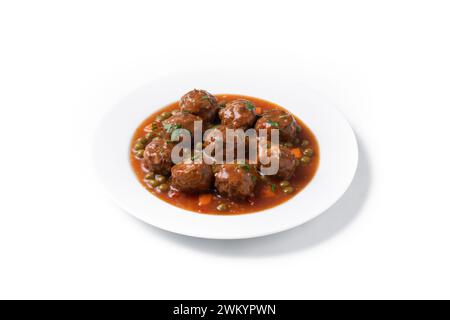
[{"xmin": 94, "ymin": 70, "xmax": 358, "ymax": 239}]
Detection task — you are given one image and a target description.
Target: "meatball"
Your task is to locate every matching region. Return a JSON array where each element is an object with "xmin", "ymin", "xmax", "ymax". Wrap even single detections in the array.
[
  {"xmin": 204, "ymin": 125, "xmax": 227, "ymax": 149},
  {"xmin": 203, "ymin": 125, "xmax": 252, "ymax": 162},
  {"xmin": 179, "ymin": 89, "xmax": 219, "ymax": 123},
  {"xmin": 255, "ymin": 109, "xmax": 299, "ymax": 142},
  {"xmin": 214, "ymin": 164, "xmax": 258, "ymax": 200},
  {"xmin": 171, "ymin": 163, "xmax": 213, "ymax": 193},
  {"xmin": 162, "ymin": 113, "xmax": 203, "ymax": 138},
  {"xmin": 219, "ymin": 99, "xmax": 257, "ymax": 129},
  {"xmin": 259, "ymin": 145, "xmax": 296, "ymax": 180},
  {"xmin": 143, "ymin": 137, "xmax": 174, "ymax": 175}
]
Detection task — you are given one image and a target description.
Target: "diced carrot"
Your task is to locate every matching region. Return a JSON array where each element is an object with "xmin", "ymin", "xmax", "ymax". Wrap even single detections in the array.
[
  {"xmin": 261, "ymin": 186, "xmax": 276, "ymax": 198},
  {"xmin": 255, "ymin": 107, "xmax": 262, "ymax": 115},
  {"xmin": 198, "ymin": 194, "xmax": 213, "ymax": 206},
  {"xmin": 291, "ymin": 148, "xmax": 303, "ymax": 159}
]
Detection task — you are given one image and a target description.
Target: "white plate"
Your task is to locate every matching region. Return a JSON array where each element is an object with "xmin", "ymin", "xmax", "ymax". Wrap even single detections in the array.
[{"xmin": 94, "ymin": 70, "xmax": 358, "ymax": 239}]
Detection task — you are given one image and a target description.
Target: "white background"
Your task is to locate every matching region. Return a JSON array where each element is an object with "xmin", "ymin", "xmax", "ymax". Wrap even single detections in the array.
[{"xmin": 1, "ymin": 0, "xmax": 449, "ymax": 299}]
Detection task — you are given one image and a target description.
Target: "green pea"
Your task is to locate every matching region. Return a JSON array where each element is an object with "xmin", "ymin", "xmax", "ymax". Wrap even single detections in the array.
[
  {"xmin": 301, "ymin": 139, "xmax": 310, "ymax": 148},
  {"xmin": 280, "ymin": 180, "xmax": 290, "ymax": 188},
  {"xmin": 147, "ymin": 179, "xmax": 159, "ymax": 187},
  {"xmin": 300, "ymin": 156, "xmax": 311, "ymax": 165},
  {"xmin": 217, "ymin": 203, "xmax": 229, "ymax": 212},
  {"xmin": 145, "ymin": 172, "xmax": 155, "ymax": 180},
  {"xmin": 135, "ymin": 150, "xmax": 144, "ymax": 158},
  {"xmin": 155, "ymin": 174, "xmax": 167, "ymax": 184},
  {"xmin": 282, "ymin": 186, "xmax": 294, "ymax": 194},
  {"xmin": 139, "ymin": 137, "xmax": 148, "ymax": 145},
  {"xmin": 134, "ymin": 142, "xmax": 144, "ymax": 150},
  {"xmin": 303, "ymin": 148, "xmax": 314, "ymax": 157},
  {"xmin": 161, "ymin": 111, "xmax": 172, "ymax": 120},
  {"xmin": 157, "ymin": 183, "xmax": 170, "ymax": 192},
  {"xmin": 145, "ymin": 132, "xmax": 153, "ymax": 140}
]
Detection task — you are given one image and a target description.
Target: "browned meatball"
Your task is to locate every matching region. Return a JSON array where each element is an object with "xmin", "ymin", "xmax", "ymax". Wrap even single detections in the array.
[
  {"xmin": 203, "ymin": 125, "xmax": 227, "ymax": 149},
  {"xmin": 162, "ymin": 113, "xmax": 203, "ymax": 138},
  {"xmin": 259, "ymin": 145, "xmax": 296, "ymax": 180},
  {"xmin": 203, "ymin": 125, "xmax": 252, "ymax": 162},
  {"xmin": 171, "ymin": 163, "xmax": 213, "ymax": 193},
  {"xmin": 179, "ymin": 89, "xmax": 219, "ymax": 123},
  {"xmin": 214, "ymin": 164, "xmax": 258, "ymax": 200},
  {"xmin": 255, "ymin": 109, "xmax": 300, "ymax": 142},
  {"xmin": 219, "ymin": 99, "xmax": 257, "ymax": 129},
  {"xmin": 143, "ymin": 137, "xmax": 174, "ymax": 175}
]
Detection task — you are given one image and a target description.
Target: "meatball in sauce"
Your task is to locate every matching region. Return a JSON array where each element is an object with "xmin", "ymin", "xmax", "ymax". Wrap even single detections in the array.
[
  {"xmin": 214, "ymin": 164, "xmax": 258, "ymax": 200},
  {"xmin": 171, "ymin": 162, "xmax": 213, "ymax": 193},
  {"xmin": 143, "ymin": 137, "xmax": 174, "ymax": 176},
  {"xmin": 255, "ymin": 109, "xmax": 300, "ymax": 142},
  {"xmin": 180, "ymin": 89, "xmax": 219, "ymax": 123},
  {"xmin": 219, "ymin": 99, "xmax": 257, "ymax": 129}
]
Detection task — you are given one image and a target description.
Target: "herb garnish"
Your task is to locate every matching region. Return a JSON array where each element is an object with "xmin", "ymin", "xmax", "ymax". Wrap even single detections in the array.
[
  {"xmin": 271, "ymin": 184, "xmax": 277, "ymax": 193},
  {"xmin": 244, "ymin": 101, "xmax": 255, "ymax": 111},
  {"xmin": 240, "ymin": 164, "xmax": 251, "ymax": 172},
  {"xmin": 267, "ymin": 120, "xmax": 279, "ymax": 127},
  {"xmin": 163, "ymin": 123, "xmax": 182, "ymax": 133}
]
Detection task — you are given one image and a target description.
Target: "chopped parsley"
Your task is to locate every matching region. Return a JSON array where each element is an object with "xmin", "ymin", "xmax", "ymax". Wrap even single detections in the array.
[
  {"xmin": 244, "ymin": 101, "xmax": 255, "ymax": 111},
  {"xmin": 151, "ymin": 123, "xmax": 158, "ymax": 131},
  {"xmin": 201, "ymin": 95, "xmax": 211, "ymax": 101},
  {"xmin": 240, "ymin": 164, "xmax": 251, "ymax": 172},
  {"xmin": 267, "ymin": 120, "xmax": 279, "ymax": 127},
  {"xmin": 163, "ymin": 123, "xmax": 182, "ymax": 133},
  {"xmin": 251, "ymin": 175, "xmax": 257, "ymax": 183},
  {"xmin": 271, "ymin": 184, "xmax": 277, "ymax": 193}
]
